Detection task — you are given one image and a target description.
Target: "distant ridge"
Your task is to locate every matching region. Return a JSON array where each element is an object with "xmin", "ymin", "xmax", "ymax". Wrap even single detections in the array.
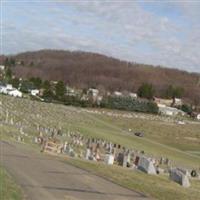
[{"xmin": 1, "ymin": 49, "xmax": 200, "ymax": 104}]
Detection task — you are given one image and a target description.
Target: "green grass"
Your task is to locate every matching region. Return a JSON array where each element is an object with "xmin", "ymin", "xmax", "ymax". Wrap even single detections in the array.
[
  {"xmin": 1, "ymin": 94, "xmax": 200, "ymax": 169},
  {"xmin": 0, "ymin": 166, "xmax": 23, "ymax": 200},
  {"xmin": 1, "ymin": 95, "xmax": 200, "ymax": 199},
  {"xmin": 64, "ymin": 158, "xmax": 200, "ymax": 200}
]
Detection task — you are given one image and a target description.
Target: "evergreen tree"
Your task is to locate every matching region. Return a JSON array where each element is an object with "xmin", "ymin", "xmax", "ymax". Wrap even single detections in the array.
[
  {"xmin": 55, "ymin": 81, "xmax": 66, "ymax": 98},
  {"xmin": 137, "ymin": 83, "xmax": 155, "ymax": 100},
  {"xmin": 42, "ymin": 80, "xmax": 51, "ymax": 90},
  {"xmin": 10, "ymin": 78, "xmax": 20, "ymax": 88}
]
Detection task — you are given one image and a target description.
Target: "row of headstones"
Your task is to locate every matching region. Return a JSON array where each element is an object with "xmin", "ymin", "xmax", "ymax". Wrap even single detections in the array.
[
  {"xmin": 35, "ymin": 129, "xmax": 173, "ymax": 173},
  {"xmin": 34, "ymin": 126, "xmax": 199, "ymax": 189}
]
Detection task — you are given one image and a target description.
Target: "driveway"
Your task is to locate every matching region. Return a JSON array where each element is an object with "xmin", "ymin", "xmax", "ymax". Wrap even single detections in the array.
[{"xmin": 0, "ymin": 140, "xmax": 149, "ymax": 200}]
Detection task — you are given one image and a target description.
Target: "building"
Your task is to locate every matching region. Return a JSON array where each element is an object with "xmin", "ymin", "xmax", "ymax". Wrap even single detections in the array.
[
  {"xmin": 66, "ymin": 87, "xmax": 76, "ymax": 96},
  {"xmin": 31, "ymin": 89, "xmax": 40, "ymax": 96},
  {"xmin": 159, "ymin": 105, "xmax": 185, "ymax": 116},
  {"xmin": 192, "ymin": 112, "xmax": 200, "ymax": 120},
  {"xmin": 0, "ymin": 84, "xmax": 22, "ymax": 97},
  {"xmin": 0, "ymin": 65, "xmax": 5, "ymax": 71},
  {"xmin": 113, "ymin": 91, "xmax": 122, "ymax": 96},
  {"xmin": 88, "ymin": 88, "xmax": 99, "ymax": 97},
  {"xmin": 154, "ymin": 97, "xmax": 173, "ymax": 107},
  {"xmin": 0, "ymin": 84, "xmax": 12, "ymax": 94},
  {"xmin": 129, "ymin": 92, "xmax": 137, "ymax": 99},
  {"xmin": 8, "ymin": 89, "xmax": 22, "ymax": 97},
  {"xmin": 172, "ymin": 98, "xmax": 183, "ymax": 106}
]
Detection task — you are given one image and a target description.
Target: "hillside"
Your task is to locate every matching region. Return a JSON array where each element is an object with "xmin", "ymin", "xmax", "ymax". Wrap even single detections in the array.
[
  {"xmin": 1, "ymin": 95, "xmax": 200, "ymax": 200},
  {"xmin": 1, "ymin": 50, "xmax": 200, "ymax": 104}
]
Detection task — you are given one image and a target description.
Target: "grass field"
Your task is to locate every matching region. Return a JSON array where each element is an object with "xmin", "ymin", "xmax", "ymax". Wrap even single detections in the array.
[
  {"xmin": 1, "ymin": 95, "xmax": 200, "ymax": 199},
  {"xmin": 64, "ymin": 157, "xmax": 200, "ymax": 200},
  {"xmin": 0, "ymin": 166, "xmax": 23, "ymax": 200}
]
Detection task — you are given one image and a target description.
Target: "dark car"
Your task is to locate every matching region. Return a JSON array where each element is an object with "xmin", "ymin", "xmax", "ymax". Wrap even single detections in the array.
[{"xmin": 134, "ymin": 132, "xmax": 144, "ymax": 137}]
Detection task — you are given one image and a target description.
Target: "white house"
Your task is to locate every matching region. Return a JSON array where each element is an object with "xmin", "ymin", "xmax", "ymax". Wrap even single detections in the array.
[
  {"xmin": 88, "ymin": 88, "xmax": 99, "ymax": 97},
  {"xmin": 159, "ymin": 106, "xmax": 185, "ymax": 116},
  {"xmin": 0, "ymin": 65, "xmax": 5, "ymax": 71},
  {"xmin": 8, "ymin": 89, "xmax": 22, "ymax": 97},
  {"xmin": 154, "ymin": 97, "xmax": 173, "ymax": 107},
  {"xmin": 113, "ymin": 91, "xmax": 122, "ymax": 96},
  {"xmin": 6, "ymin": 84, "xmax": 13, "ymax": 90},
  {"xmin": 0, "ymin": 84, "xmax": 22, "ymax": 97},
  {"xmin": 173, "ymin": 98, "xmax": 183, "ymax": 106},
  {"xmin": 197, "ymin": 114, "xmax": 200, "ymax": 120},
  {"xmin": 0, "ymin": 84, "xmax": 12, "ymax": 94},
  {"xmin": 31, "ymin": 89, "xmax": 39, "ymax": 96},
  {"xmin": 129, "ymin": 92, "xmax": 137, "ymax": 99},
  {"xmin": 0, "ymin": 85, "xmax": 8, "ymax": 94}
]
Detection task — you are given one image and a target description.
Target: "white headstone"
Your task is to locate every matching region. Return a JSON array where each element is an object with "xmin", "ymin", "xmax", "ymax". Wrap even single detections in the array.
[
  {"xmin": 105, "ymin": 154, "xmax": 114, "ymax": 165},
  {"xmin": 85, "ymin": 148, "xmax": 91, "ymax": 160}
]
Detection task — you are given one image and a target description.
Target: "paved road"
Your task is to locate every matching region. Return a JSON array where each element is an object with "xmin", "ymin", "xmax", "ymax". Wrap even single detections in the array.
[{"xmin": 0, "ymin": 141, "xmax": 149, "ymax": 200}]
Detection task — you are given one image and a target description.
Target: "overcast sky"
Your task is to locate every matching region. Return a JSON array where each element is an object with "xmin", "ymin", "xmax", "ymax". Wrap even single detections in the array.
[{"xmin": 1, "ymin": 0, "xmax": 200, "ymax": 73}]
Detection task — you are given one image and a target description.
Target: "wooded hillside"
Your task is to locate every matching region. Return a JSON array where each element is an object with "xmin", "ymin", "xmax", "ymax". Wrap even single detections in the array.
[{"xmin": 1, "ymin": 50, "xmax": 200, "ymax": 104}]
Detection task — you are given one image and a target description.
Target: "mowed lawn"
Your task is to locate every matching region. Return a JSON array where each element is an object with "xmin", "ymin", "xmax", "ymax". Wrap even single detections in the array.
[
  {"xmin": 1, "ymin": 95, "xmax": 200, "ymax": 200},
  {"xmin": 64, "ymin": 158, "xmax": 200, "ymax": 200},
  {"xmin": 1, "ymin": 95, "xmax": 200, "ymax": 168},
  {"xmin": 0, "ymin": 166, "xmax": 23, "ymax": 200}
]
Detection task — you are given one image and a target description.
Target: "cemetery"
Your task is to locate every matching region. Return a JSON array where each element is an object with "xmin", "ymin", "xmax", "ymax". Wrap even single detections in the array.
[{"xmin": 0, "ymin": 94, "xmax": 200, "ymax": 200}]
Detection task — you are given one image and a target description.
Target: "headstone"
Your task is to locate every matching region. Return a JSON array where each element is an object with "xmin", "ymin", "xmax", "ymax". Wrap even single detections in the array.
[
  {"xmin": 85, "ymin": 148, "xmax": 91, "ymax": 160},
  {"xmin": 123, "ymin": 155, "xmax": 128, "ymax": 167},
  {"xmin": 177, "ymin": 168, "xmax": 190, "ymax": 177},
  {"xmin": 10, "ymin": 118, "xmax": 14, "ymax": 125},
  {"xmin": 137, "ymin": 156, "xmax": 156, "ymax": 174},
  {"xmin": 134, "ymin": 156, "xmax": 140, "ymax": 166},
  {"xmin": 20, "ymin": 127, "xmax": 24, "ymax": 135},
  {"xmin": 105, "ymin": 154, "xmax": 114, "ymax": 165},
  {"xmin": 169, "ymin": 168, "xmax": 190, "ymax": 187},
  {"xmin": 34, "ymin": 137, "xmax": 38, "ymax": 143}
]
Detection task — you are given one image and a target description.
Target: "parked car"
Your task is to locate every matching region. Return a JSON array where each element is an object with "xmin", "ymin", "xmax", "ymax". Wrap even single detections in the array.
[{"xmin": 134, "ymin": 132, "xmax": 144, "ymax": 137}]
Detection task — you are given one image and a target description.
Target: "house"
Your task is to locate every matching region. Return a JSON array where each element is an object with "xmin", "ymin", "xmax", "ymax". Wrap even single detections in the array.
[
  {"xmin": 96, "ymin": 96, "xmax": 103, "ymax": 105},
  {"xmin": 159, "ymin": 105, "xmax": 185, "ymax": 116},
  {"xmin": 0, "ymin": 65, "xmax": 5, "ymax": 71},
  {"xmin": 0, "ymin": 84, "xmax": 12, "ymax": 94},
  {"xmin": 172, "ymin": 98, "xmax": 183, "ymax": 106},
  {"xmin": 129, "ymin": 92, "xmax": 137, "ymax": 99},
  {"xmin": 31, "ymin": 89, "xmax": 40, "ymax": 96},
  {"xmin": 88, "ymin": 88, "xmax": 99, "ymax": 97},
  {"xmin": 8, "ymin": 89, "xmax": 22, "ymax": 97},
  {"xmin": 192, "ymin": 112, "xmax": 200, "ymax": 120},
  {"xmin": 87, "ymin": 88, "xmax": 100, "ymax": 102},
  {"xmin": 6, "ymin": 84, "xmax": 13, "ymax": 90},
  {"xmin": 154, "ymin": 97, "xmax": 173, "ymax": 107},
  {"xmin": 0, "ymin": 84, "xmax": 22, "ymax": 97},
  {"xmin": 66, "ymin": 87, "xmax": 76, "ymax": 96},
  {"xmin": 0, "ymin": 84, "xmax": 7, "ymax": 94},
  {"xmin": 113, "ymin": 91, "xmax": 122, "ymax": 96}
]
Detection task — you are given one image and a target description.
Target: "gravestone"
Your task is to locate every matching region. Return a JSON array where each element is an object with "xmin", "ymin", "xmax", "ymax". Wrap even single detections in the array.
[
  {"xmin": 123, "ymin": 155, "xmax": 128, "ymax": 167},
  {"xmin": 34, "ymin": 137, "xmax": 38, "ymax": 143},
  {"xmin": 134, "ymin": 156, "xmax": 140, "ymax": 166},
  {"xmin": 10, "ymin": 118, "xmax": 14, "ymax": 125},
  {"xmin": 105, "ymin": 154, "xmax": 114, "ymax": 165},
  {"xmin": 137, "ymin": 156, "xmax": 156, "ymax": 174},
  {"xmin": 85, "ymin": 148, "xmax": 91, "ymax": 160},
  {"xmin": 169, "ymin": 168, "xmax": 190, "ymax": 187},
  {"xmin": 177, "ymin": 168, "xmax": 190, "ymax": 177},
  {"xmin": 117, "ymin": 152, "xmax": 124, "ymax": 166}
]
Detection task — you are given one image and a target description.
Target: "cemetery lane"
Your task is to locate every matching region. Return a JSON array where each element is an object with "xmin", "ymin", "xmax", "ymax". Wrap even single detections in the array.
[{"xmin": 0, "ymin": 141, "xmax": 149, "ymax": 200}]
